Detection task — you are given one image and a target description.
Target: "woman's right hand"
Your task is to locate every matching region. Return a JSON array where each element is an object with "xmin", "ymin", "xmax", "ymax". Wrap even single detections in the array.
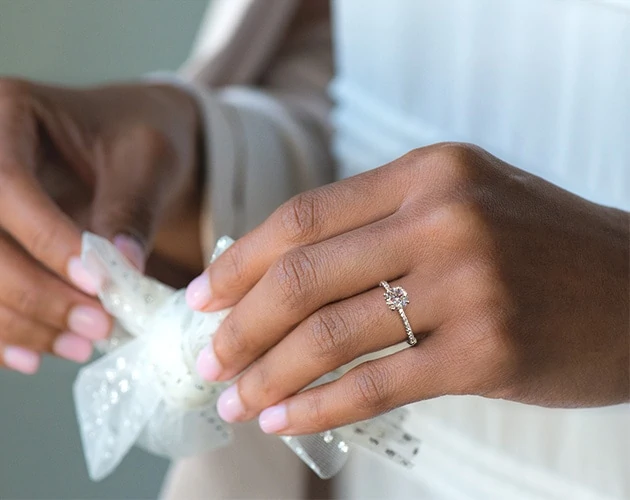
[{"xmin": 0, "ymin": 77, "xmax": 202, "ymax": 374}]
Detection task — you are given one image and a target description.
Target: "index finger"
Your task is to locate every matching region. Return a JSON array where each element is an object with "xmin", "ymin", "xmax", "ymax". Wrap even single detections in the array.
[{"xmin": 187, "ymin": 164, "xmax": 409, "ymax": 311}]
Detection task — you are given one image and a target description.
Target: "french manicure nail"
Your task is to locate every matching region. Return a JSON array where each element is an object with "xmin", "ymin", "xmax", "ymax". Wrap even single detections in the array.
[
  {"xmin": 67, "ymin": 257, "xmax": 102, "ymax": 295},
  {"xmin": 53, "ymin": 332, "xmax": 93, "ymax": 363},
  {"xmin": 3, "ymin": 346, "xmax": 40, "ymax": 375},
  {"xmin": 68, "ymin": 306, "xmax": 111, "ymax": 340},
  {"xmin": 217, "ymin": 385, "xmax": 245, "ymax": 423},
  {"xmin": 186, "ymin": 273, "xmax": 211, "ymax": 310},
  {"xmin": 196, "ymin": 344, "xmax": 222, "ymax": 381},
  {"xmin": 113, "ymin": 234, "xmax": 145, "ymax": 272},
  {"xmin": 259, "ymin": 404, "xmax": 288, "ymax": 434}
]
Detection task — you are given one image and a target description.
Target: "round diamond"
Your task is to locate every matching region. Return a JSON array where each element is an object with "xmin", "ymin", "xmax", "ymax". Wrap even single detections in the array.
[{"xmin": 383, "ymin": 286, "xmax": 409, "ymax": 310}]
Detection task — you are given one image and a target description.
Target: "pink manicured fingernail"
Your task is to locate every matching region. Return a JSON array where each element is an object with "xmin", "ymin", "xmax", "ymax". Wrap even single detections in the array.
[
  {"xmin": 113, "ymin": 234, "xmax": 145, "ymax": 272},
  {"xmin": 67, "ymin": 257, "xmax": 102, "ymax": 295},
  {"xmin": 196, "ymin": 344, "xmax": 223, "ymax": 381},
  {"xmin": 3, "ymin": 346, "xmax": 40, "ymax": 374},
  {"xmin": 186, "ymin": 273, "xmax": 211, "ymax": 310},
  {"xmin": 68, "ymin": 306, "xmax": 111, "ymax": 340},
  {"xmin": 217, "ymin": 385, "xmax": 245, "ymax": 423},
  {"xmin": 53, "ymin": 332, "xmax": 93, "ymax": 363},
  {"xmin": 259, "ymin": 404, "xmax": 288, "ymax": 434}
]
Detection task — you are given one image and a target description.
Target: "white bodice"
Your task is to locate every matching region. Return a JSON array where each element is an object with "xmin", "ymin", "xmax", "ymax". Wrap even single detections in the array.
[
  {"xmin": 333, "ymin": 0, "xmax": 629, "ymax": 211},
  {"xmin": 331, "ymin": 1, "xmax": 630, "ymax": 499}
]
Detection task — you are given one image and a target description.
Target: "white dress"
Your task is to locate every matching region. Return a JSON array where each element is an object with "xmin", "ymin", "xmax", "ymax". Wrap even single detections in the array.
[
  {"xmin": 161, "ymin": 1, "xmax": 630, "ymax": 498},
  {"xmin": 332, "ymin": 2, "xmax": 630, "ymax": 498}
]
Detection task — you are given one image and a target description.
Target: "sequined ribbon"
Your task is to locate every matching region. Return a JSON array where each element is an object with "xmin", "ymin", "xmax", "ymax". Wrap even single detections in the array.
[{"xmin": 73, "ymin": 233, "xmax": 420, "ymax": 481}]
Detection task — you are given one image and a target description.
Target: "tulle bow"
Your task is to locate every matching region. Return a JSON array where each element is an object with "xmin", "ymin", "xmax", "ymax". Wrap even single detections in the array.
[{"xmin": 74, "ymin": 233, "xmax": 419, "ymax": 481}]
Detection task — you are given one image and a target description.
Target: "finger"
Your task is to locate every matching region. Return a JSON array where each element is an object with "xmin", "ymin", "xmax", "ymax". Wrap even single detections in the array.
[
  {"xmin": 200, "ymin": 217, "xmax": 415, "ymax": 381},
  {"xmin": 215, "ymin": 277, "xmax": 441, "ymax": 423},
  {"xmin": 0, "ymin": 305, "xmax": 92, "ymax": 365},
  {"xmin": 256, "ymin": 338, "xmax": 451, "ymax": 435},
  {"xmin": 90, "ymin": 127, "xmax": 178, "ymax": 271},
  {"xmin": 0, "ymin": 236, "xmax": 111, "ymax": 340},
  {"xmin": 187, "ymin": 164, "xmax": 410, "ymax": 311},
  {"xmin": 0, "ymin": 93, "xmax": 97, "ymax": 294},
  {"xmin": 0, "ymin": 343, "xmax": 41, "ymax": 375}
]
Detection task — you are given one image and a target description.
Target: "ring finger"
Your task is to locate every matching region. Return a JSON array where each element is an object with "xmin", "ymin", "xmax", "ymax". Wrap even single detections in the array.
[{"xmin": 215, "ymin": 276, "xmax": 441, "ymax": 423}]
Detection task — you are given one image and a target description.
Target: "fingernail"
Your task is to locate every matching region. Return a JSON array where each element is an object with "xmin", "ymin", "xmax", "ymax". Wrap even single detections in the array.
[
  {"xmin": 68, "ymin": 306, "xmax": 111, "ymax": 340},
  {"xmin": 67, "ymin": 257, "xmax": 102, "ymax": 295},
  {"xmin": 113, "ymin": 234, "xmax": 146, "ymax": 272},
  {"xmin": 217, "ymin": 385, "xmax": 245, "ymax": 423},
  {"xmin": 196, "ymin": 344, "xmax": 222, "ymax": 381},
  {"xmin": 259, "ymin": 404, "xmax": 288, "ymax": 434},
  {"xmin": 3, "ymin": 346, "xmax": 40, "ymax": 375},
  {"xmin": 186, "ymin": 273, "xmax": 211, "ymax": 310},
  {"xmin": 53, "ymin": 332, "xmax": 93, "ymax": 363}
]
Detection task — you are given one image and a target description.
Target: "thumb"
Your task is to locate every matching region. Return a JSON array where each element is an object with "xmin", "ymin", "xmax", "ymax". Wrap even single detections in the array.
[
  {"xmin": 90, "ymin": 128, "xmax": 174, "ymax": 272},
  {"xmin": 91, "ymin": 182, "xmax": 157, "ymax": 273}
]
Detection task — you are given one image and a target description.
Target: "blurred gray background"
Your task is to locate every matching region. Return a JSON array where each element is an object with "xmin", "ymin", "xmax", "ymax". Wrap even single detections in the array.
[{"xmin": 0, "ymin": 1, "xmax": 208, "ymax": 498}]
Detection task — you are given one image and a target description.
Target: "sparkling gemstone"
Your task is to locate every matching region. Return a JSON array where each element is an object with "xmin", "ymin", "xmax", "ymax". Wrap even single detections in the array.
[{"xmin": 383, "ymin": 286, "xmax": 409, "ymax": 310}]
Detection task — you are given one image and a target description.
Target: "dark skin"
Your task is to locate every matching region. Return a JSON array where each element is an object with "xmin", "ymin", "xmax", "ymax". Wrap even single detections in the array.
[
  {"xmin": 188, "ymin": 143, "xmax": 629, "ymax": 435},
  {"xmin": 0, "ymin": 77, "xmax": 626, "ymax": 435},
  {"xmin": 0, "ymin": 0, "xmax": 328, "ymax": 372},
  {"xmin": 0, "ymin": 78, "xmax": 203, "ymax": 371}
]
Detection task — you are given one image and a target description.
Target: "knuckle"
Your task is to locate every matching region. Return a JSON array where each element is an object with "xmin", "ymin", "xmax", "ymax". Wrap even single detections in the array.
[
  {"xmin": 28, "ymin": 224, "xmax": 58, "ymax": 260},
  {"xmin": 273, "ymin": 249, "xmax": 319, "ymax": 309},
  {"xmin": 400, "ymin": 147, "xmax": 428, "ymax": 166},
  {"xmin": 126, "ymin": 125, "xmax": 173, "ymax": 162},
  {"xmin": 302, "ymin": 390, "xmax": 328, "ymax": 432},
  {"xmin": 434, "ymin": 142, "xmax": 485, "ymax": 168},
  {"xmin": 277, "ymin": 191, "xmax": 324, "ymax": 243},
  {"xmin": 394, "ymin": 143, "xmax": 488, "ymax": 199},
  {"xmin": 211, "ymin": 247, "xmax": 247, "ymax": 294},
  {"xmin": 307, "ymin": 307, "xmax": 352, "ymax": 360},
  {"xmin": 438, "ymin": 141, "xmax": 484, "ymax": 159},
  {"xmin": 349, "ymin": 363, "xmax": 394, "ymax": 414},
  {"xmin": 440, "ymin": 143, "xmax": 488, "ymax": 186},
  {"xmin": 213, "ymin": 312, "xmax": 248, "ymax": 361},
  {"xmin": 8, "ymin": 287, "xmax": 39, "ymax": 317},
  {"xmin": 422, "ymin": 142, "xmax": 485, "ymax": 191},
  {"xmin": 241, "ymin": 361, "xmax": 273, "ymax": 403}
]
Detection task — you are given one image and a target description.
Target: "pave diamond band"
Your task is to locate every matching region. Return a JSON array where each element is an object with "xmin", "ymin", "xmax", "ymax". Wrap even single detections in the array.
[{"xmin": 379, "ymin": 281, "xmax": 417, "ymax": 346}]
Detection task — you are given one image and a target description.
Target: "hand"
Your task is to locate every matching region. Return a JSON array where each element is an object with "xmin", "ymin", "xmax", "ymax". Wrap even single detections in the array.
[
  {"xmin": 0, "ymin": 78, "xmax": 201, "ymax": 373},
  {"xmin": 187, "ymin": 143, "xmax": 629, "ymax": 435}
]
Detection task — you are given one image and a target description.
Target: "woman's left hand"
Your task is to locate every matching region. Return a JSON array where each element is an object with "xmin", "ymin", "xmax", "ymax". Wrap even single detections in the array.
[{"xmin": 186, "ymin": 143, "xmax": 629, "ymax": 435}]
